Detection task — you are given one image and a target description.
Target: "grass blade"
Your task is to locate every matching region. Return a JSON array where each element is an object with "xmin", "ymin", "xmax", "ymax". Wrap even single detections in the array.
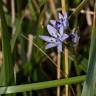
[
  {"xmin": 69, "ymin": 0, "xmax": 90, "ymax": 18},
  {"xmin": 0, "ymin": 0, "xmax": 15, "ymax": 86},
  {"xmin": 0, "ymin": 75, "xmax": 86, "ymax": 94},
  {"xmin": 11, "ymin": 17, "xmax": 23, "ymax": 52},
  {"xmin": 81, "ymin": 2, "xmax": 96, "ymax": 96}
]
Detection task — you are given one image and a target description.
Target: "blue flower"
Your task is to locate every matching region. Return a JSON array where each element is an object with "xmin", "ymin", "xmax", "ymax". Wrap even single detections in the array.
[
  {"xmin": 50, "ymin": 13, "xmax": 69, "ymax": 30},
  {"xmin": 39, "ymin": 24, "xmax": 69, "ymax": 52},
  {"xmin": 69, "ymin": 31, "xmax": 79, "ymax": 46},
  {"xmin": 58, "ymin": 13, "xmax": 69, "ymax": 29}
]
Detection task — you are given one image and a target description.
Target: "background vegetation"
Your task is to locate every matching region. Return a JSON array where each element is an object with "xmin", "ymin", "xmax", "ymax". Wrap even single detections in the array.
[{"xmin": 0, "ymin": 0, "xmax": 96, "ymax": 96}]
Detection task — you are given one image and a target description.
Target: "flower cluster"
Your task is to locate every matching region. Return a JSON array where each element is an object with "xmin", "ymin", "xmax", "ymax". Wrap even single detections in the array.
[
  {"xmin": 50, "ymin": 13, "xmax": 69, "ymax": 30},
  {"xmin": 39, "ymin": 13, "xmax": 79, "ymax": 52}
]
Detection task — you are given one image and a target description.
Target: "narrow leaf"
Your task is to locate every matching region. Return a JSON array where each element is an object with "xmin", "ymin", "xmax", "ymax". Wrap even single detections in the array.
[
  {"xmin": 0, "ymin": 0, "xmax": 15, "ymax": 86},
  {"xmin": 81, "ymin": 3, "xmax": 96, "ymax": 96},
  {"xmin": 0, "ymin": 75, "xmax": 86, "ymax": 94}
]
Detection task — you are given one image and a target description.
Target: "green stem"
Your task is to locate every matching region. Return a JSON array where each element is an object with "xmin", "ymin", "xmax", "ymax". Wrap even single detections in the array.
[
  {"xmin": 0, "ymin": 0, "xmax": 15, "ymax": 86},
  {"xmin": 69, "ymin": 0, "xmax": 90, "ymax": 19},
  {"xmin": 0, "ymin": 75, "xmax": 86, "ymax": 94}
]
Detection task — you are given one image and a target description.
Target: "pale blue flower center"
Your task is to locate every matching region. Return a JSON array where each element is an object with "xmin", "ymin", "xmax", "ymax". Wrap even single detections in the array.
[{"xmin": 55, "ymin": 35, "xmax": 63, "ymax": 42}]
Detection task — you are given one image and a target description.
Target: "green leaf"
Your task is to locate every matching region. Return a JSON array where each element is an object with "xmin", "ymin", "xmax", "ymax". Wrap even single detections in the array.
[
  {"xmin": 69, "ymin": 0, "xmax": 90, "ymax": 18},
  {"xmin": 0, "ymin": 75, "xmax": 86, "ymax": 94},
  {"xmin": 81, "ymin": 4, "xmax": 96, "ymax": 96},
  {"xmin": 39, "ymin": 0, "xmax": 46, "ymax": 7},
  {"xmin": 28, "ymin": 0, "xmax": 37, "ymax": 21},
  {"xmin": 11, "ymin": 17, "xmax": 23, "ymax": 52},
  {"xmin": 0, "ymin": 0, "xmax": 15, "ymax": 87}
]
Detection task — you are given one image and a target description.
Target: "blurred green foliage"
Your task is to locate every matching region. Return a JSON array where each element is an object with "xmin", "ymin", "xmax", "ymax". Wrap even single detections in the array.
[{"xmin": 0, "ymin": 0, "xmax": 96, "ymax": 96}]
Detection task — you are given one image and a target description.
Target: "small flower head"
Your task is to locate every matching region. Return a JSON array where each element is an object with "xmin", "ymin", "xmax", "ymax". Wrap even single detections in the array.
[
  {"xmin": 69, "ymin": 31, "xmax": 79, "ymax": 46},
  {"xmin": 39, "ymin": 24, "xmax": 69, "ymax": 52},
  {"xmin": 50, "ymin": 12, "xmax": 69, "ymax": 30},
  {"xmin": 55, "ymin": 21, "xmax": 62, "ymax": 29},
  {"xmin": 58, "ymin": 13, "xmax": 69, "ymax": 29},
  {"xmin": 50, "ymin": 20, "xmax": 62, "ymax": 30}
]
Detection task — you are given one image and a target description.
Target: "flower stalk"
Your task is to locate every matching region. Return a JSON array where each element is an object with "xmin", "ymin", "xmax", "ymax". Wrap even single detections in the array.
[{"xmin": 61, "ymin": 0, "xmax": 69, "ymax": 96}]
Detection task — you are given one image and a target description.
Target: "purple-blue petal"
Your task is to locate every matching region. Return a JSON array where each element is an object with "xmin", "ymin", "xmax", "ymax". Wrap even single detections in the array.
[
  {"xmin": 55, "ymin": 21, "xmax": 62, "ymax": 30},
  {"xmin": 45, "ymin": 43, "xmax": 57, "ymax": 49},
  {"xmin": 73, "ymin": 36, "xmax": 79, "ymax": 44},
  {"xmin": 58, "ymin": 12, "xmax": 69, "ymax": 29},
  {"xmin": 61, "ymin": 33, "xmax": 69, "ymax": 42},
  {"xmin": 39, "ymin": 36, "xmax": 56, "ymax": 42},
  {"xmin": 69, "ymin": 31, "xmax": 79, "ymax": 46},
  {"xmin": 50, "ymin": 20, "xmax": 56, "ymax": 26},
  {"xmin": 58, "ymin": 13, "xmax": 63, "ymax": 20},
  {"xmin": 62, "ymin": 19, "xmax": 69, "ymax": 28},
  {"xmin": 47, "ymin": 24, "xmax": 58, "ymax": 38},
  {"xmin": 59, "ymin": 26, "xmax": 64, "ymax": 36}
]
